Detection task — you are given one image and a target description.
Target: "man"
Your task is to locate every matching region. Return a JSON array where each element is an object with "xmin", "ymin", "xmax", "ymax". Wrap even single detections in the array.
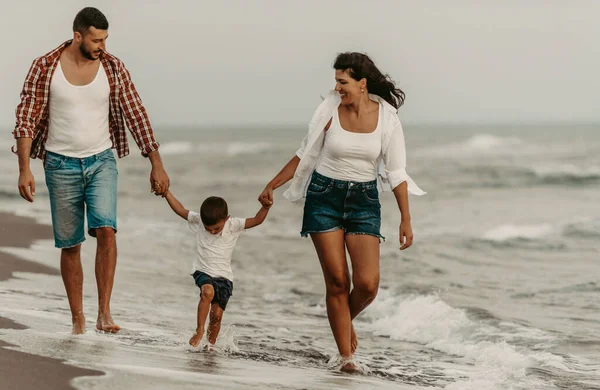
[{"xmin": 12, "ymin": 7, "xmax": 170, "ymax": 334}]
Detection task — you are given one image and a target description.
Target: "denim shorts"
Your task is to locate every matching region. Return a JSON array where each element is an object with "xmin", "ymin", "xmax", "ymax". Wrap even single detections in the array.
[
  {"xmin": 192, "ymin": 271, "xmax": 234, "ymax": 311},
  {"xmin": 44, "ymin": 148, "xmax": 118, "ymax": 249},
  {"xmin": 300, "ymin": 171, "xmax": 384, "ymax": 241}
]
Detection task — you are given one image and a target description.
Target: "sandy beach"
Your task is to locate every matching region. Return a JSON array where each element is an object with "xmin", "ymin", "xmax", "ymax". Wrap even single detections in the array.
[{"xmin": 0, "ymin": 212, "xmax": 104, "ymax": 389}]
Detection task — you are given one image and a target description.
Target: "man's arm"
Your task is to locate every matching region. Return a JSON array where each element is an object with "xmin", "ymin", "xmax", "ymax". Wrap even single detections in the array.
[
  {"xmin": 244, "ymin": 205, "xmax": 270, "ymax": 229},
  {"xmin": 164, "ymin": 191, "xmax": 189, "ymax": 220},
  {"xmin": 117, "ymin": 62, "xmax": 170, "ymax": 195},
  {"xmin": 17, "ymin": 138, "xmax": 35, "ymax": 202},
  {"xmin": 14, "ymin": 59, "xmax": 42, "ymax": 203}
]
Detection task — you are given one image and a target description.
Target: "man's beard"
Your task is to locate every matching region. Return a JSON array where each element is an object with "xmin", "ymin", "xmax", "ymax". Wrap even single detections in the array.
[{"xmin": 79, "ymin": 44, "xmax": 99, "ymax": 61}]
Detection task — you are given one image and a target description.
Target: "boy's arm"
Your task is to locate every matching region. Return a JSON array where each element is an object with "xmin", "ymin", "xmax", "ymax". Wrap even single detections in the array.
[
  {"xmin": 244, "ymin": 205, "xmax": 270, "ymax": 229},
  {"xmin": 165, "ymin": 191, "xmax": 190, "ymax": 220}
]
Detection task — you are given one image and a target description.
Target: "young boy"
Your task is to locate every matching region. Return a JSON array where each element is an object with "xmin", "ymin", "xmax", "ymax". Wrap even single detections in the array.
[{"xmin": 162, "ymin": 189, "xmax": 269, "ymax": 348}]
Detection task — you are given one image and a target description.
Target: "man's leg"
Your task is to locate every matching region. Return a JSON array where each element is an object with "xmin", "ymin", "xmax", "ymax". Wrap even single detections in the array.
[
  {"xmin": 60, "ymin": 244, "xmax": 85, "ymax": 334},
  {"xmin": 44, "ymin": 152, "xmax": 87, "ymax": 334},
  {"xmin": 84, "ymin": 150, "xmax": 120, "ymax": 333},
  {"xmin": 206, "ymin": 304, "xmax": 224, "ymax": 345},
  {"xmin": 190, "ymin": 284, "xmax": 214, "ymax": 347},
  {"xmin": 94, "ymin": 227, "xmax": 119, "ymax": 333}
]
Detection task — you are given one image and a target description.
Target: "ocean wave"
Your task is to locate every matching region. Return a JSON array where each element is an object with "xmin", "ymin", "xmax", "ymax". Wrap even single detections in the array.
[
  {"xmin": 481, "ymin": 224, "xmax": 555, "ymax": 242},
  {"xmin": 159, "ymin": 141, "xmax": 274, "ymax": 157},
  {"xmin": 531, "ymin": 164, "xmax": 600, "ymax": 184},
  {"xmin": 563, "ymin": 219, "xmax": 600, "ymax": 239},
  {"xmin": 455, "ymin": 163, "xmax": 600, "ymax": 189},
  {"xmin": 421, "ymin": 134, "xmax": 524, "ymax": 158},
  {"xmin": 159, "ymin": 141, "xmax": 195, "ymax": 155},
  {"xmin": 365, "ymin": 291, "xmax": 567, "ymax": 390}
]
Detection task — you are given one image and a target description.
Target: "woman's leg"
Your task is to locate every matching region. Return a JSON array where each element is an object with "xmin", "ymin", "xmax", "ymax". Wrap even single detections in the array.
[
  {"xmin": 345, "ymin": 234, "xmax": 380, "ymax": 353},
  {"xmin": 310, "ymin": 229, "xmax": 353, "ymax": 358}
]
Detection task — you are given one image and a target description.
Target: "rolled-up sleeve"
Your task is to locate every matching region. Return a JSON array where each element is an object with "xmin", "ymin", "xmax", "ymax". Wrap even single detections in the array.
[
  {"xmin": 295, "ymin": 133, "xmax": 309, "ymax": 159},
  {"xmin": 383, "ymin": 122, "xmax": 426, "ymax": 195},
  {"xmin": 118, "ymin": 62, "xmax": 159, "ymax": 157},
  {"xmin": 13, "ymin": 59, "xmax": 42, "ymax": 140}
]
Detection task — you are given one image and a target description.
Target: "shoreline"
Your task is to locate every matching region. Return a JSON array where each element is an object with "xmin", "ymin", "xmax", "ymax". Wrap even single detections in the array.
[{"xmin": 0, "ymin": 211, "xmax": 104, "ymax": 389}]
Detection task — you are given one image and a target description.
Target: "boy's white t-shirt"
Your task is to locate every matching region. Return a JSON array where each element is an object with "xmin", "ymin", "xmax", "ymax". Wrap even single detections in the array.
[{"xmin": 187, "ymin": 211, "xmax": 246, "ymax": 282}]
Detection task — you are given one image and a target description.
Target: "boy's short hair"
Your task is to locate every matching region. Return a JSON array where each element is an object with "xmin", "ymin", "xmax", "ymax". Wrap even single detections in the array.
[{"xmin": 200, "ymin": 197, "xmax": 228, "ymax": 226}]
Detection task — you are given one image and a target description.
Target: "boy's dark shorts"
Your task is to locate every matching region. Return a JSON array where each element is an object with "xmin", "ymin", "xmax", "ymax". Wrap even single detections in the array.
[{"xmin": 192, "ymin": 271, "xmax": 234, "ymax": 311}]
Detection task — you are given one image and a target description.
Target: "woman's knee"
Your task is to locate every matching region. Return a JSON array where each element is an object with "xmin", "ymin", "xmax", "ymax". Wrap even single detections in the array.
[
  {"xmin": 326, "ymin": 273, "xmax": 350, "ymax": 296},
  {"xmin": 354, "ymin": 277, "xmax": 380, "ymax": 301}
]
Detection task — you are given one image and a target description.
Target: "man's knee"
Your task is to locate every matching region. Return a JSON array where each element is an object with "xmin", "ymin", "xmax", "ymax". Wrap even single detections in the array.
[
  {"xmin": 201, "ymin": 285, "xmax": 215, "ymax": 300},
  {"xmin": 61, "ymin": 244, "xmax": 81, "ymax": 258},
  {"xmin": 94, "ymin": 227, "xmax": 115, "ymax": 239}
]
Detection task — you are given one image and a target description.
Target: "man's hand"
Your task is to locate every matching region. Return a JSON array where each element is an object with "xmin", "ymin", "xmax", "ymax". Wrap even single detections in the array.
[
  {"xmin": 150, "ymin": 165, "xmax": 169, "ymax": 196},
  {"xmin": 18, "ymin": 170, "xmax": 35, "ymax": 203},
  {"xmin": 148, "ymin": 150, "xmax": 169, "ymax": 196}
]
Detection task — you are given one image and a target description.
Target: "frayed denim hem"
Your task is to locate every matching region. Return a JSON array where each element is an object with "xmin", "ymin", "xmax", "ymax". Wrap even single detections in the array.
[
  {"xmin": 345, "ymin": 232, "xmax": 385, "ymax": 243},
  {"xmin": 300, "ymin": 226, "xmax": 344, "ymax": 238},
  {"xmin": 55, "ymin": 237, "xmax": 86, "ymax": 249}
]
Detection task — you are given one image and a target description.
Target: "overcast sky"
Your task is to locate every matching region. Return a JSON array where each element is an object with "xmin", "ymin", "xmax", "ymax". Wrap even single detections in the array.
[{"xmin": 1, "ymin": 1, "xmax": 598, "ymax": 128}]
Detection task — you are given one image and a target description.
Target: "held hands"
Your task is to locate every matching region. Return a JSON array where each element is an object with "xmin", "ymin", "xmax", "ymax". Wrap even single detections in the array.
[
  {"xmin": 399, "ymin": 219, "xmax": 414, "ymax": 250},
  {"xmin": 150, "ymin": 166, "xmax": 170, "ymax": 197},
  {"xmin": 258, "ymin": 186, "xmax": 274, "ymax": 209}
]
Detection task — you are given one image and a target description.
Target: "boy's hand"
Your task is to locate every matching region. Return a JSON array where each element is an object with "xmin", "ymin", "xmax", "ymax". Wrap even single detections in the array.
[
  {"xmin": 259, "ymin": 198, "xmax": 272, "ymax": 209},
  {"xmin": 151, "ymin": 181, "xmax": 167, "ymax": 197}
]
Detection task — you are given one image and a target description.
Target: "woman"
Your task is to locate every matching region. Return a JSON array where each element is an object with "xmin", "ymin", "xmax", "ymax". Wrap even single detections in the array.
[{"xmin": 258, "ymin": 52, "xmax": 425, "ymax": 372}]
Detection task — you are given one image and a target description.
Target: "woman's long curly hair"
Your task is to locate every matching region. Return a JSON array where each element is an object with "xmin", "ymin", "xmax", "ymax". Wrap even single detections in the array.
[{"xmin": 334, "ymin": 52, "xmax": 405, "ymax": 110}]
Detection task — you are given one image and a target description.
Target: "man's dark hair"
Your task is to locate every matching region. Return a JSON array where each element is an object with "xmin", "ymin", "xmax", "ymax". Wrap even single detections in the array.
[
  {"xmin": 73, "ymin": 7, "xmax": 109, "ymax": 34},
  {"xmin": 200, "ymin": 197, "xmax": 228, "ymax": 226}
]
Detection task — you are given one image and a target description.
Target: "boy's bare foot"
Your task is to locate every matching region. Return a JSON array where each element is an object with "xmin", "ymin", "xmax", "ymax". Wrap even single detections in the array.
[
  {"xmin": 189, "ymin": 332, "xmax": 203, "ymax": 347},
  {"xmin": 96, "ymin": 313, "xmax": 120, "ymax": 333},
  {"xmin": 72, "ymin": 315, "xmax": 86, "ymax": 335},
  {"xmin": 351, "ymin": 324, "xmax": 358, "ymax": 354}
]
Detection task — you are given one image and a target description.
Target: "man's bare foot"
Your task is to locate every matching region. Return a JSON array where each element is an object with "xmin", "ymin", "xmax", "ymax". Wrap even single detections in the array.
[
  {"xmin": 351, "ymin": 324, "xmax": 358, "ymax": 354},
  {"xmin": 189, "ymin": 329, "xmax": 204, "ymax": 347},
  {"xmin": 96, "ymin": 313, "xmax": 120, "ymax": 333},
  {"xmin": 72, "ymin": 315, "xmax": 86, "ymax": 335}
]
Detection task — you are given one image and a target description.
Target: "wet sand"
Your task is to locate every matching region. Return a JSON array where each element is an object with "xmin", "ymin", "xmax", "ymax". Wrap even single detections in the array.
[{"xmin": 0, "ymin": 212, "xmax": 104, "ymax": 389}]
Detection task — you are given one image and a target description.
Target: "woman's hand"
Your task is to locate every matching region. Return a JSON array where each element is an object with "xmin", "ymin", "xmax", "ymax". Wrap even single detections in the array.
[
  {"xmin": 399, "ymin": 219, "xmax": 413, "ymax": 250},
  {"xmin": 258, "ymin": 186, "xmax": 274, "ymax": 208}
]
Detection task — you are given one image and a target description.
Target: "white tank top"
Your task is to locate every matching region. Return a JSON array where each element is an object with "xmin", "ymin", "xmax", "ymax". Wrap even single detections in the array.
[
  {"xmin": 45, "ymin": 61, "xmax": 112, "ymax": 158},
  {"xmin": 316, "ymin": 104, "xmax": 382, "ymax": 182}
]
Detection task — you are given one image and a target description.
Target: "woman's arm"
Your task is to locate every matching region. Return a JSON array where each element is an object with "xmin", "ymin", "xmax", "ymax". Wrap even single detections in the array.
[
  {"xmin": 258, "ymin": 155, "xmax": 300, "ymax": 206},
  {"xmin": 392, "ymin": 182, "xmax": 413, "ymax": 250}
]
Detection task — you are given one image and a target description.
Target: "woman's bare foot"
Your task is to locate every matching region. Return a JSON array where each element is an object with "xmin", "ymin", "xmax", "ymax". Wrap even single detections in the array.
[
  {"xmin": 189, "ymin": 328, "xmax": 204, "ymax": 347},
  {"xmin": 72, "ymin": 315, "xmax": 86, "ymax": 335},
  {"xmin": 340, "ymin": 356, "xmax": 360, "ymax": 374},
  {"xmin": 351, "ymin": 324, "xmax": 358, "ymax": 354},
  {"xmin": 96, "ymin": 313, "xmax": 120, "ymax": 333}
]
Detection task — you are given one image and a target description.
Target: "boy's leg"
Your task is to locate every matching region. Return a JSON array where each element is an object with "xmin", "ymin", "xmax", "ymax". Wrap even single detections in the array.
[
  {"xmin": 190, "ymin": 284, "xmax": 214, "ymax": 347},
  {"xmin": 206, "ymin": 304, "xmax": 224, "ymax": 345}
]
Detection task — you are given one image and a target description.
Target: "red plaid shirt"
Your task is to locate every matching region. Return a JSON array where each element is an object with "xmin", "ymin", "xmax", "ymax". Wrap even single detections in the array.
[{"xmin": 12, "ymin": 40, "xmax": 159, "ymax": 159}]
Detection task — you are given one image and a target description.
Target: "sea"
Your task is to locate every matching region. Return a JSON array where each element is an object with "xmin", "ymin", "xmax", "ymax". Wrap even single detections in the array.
[{"xmin": 0, "ymin": 123, "xmax": 599, "ymax": 389}]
